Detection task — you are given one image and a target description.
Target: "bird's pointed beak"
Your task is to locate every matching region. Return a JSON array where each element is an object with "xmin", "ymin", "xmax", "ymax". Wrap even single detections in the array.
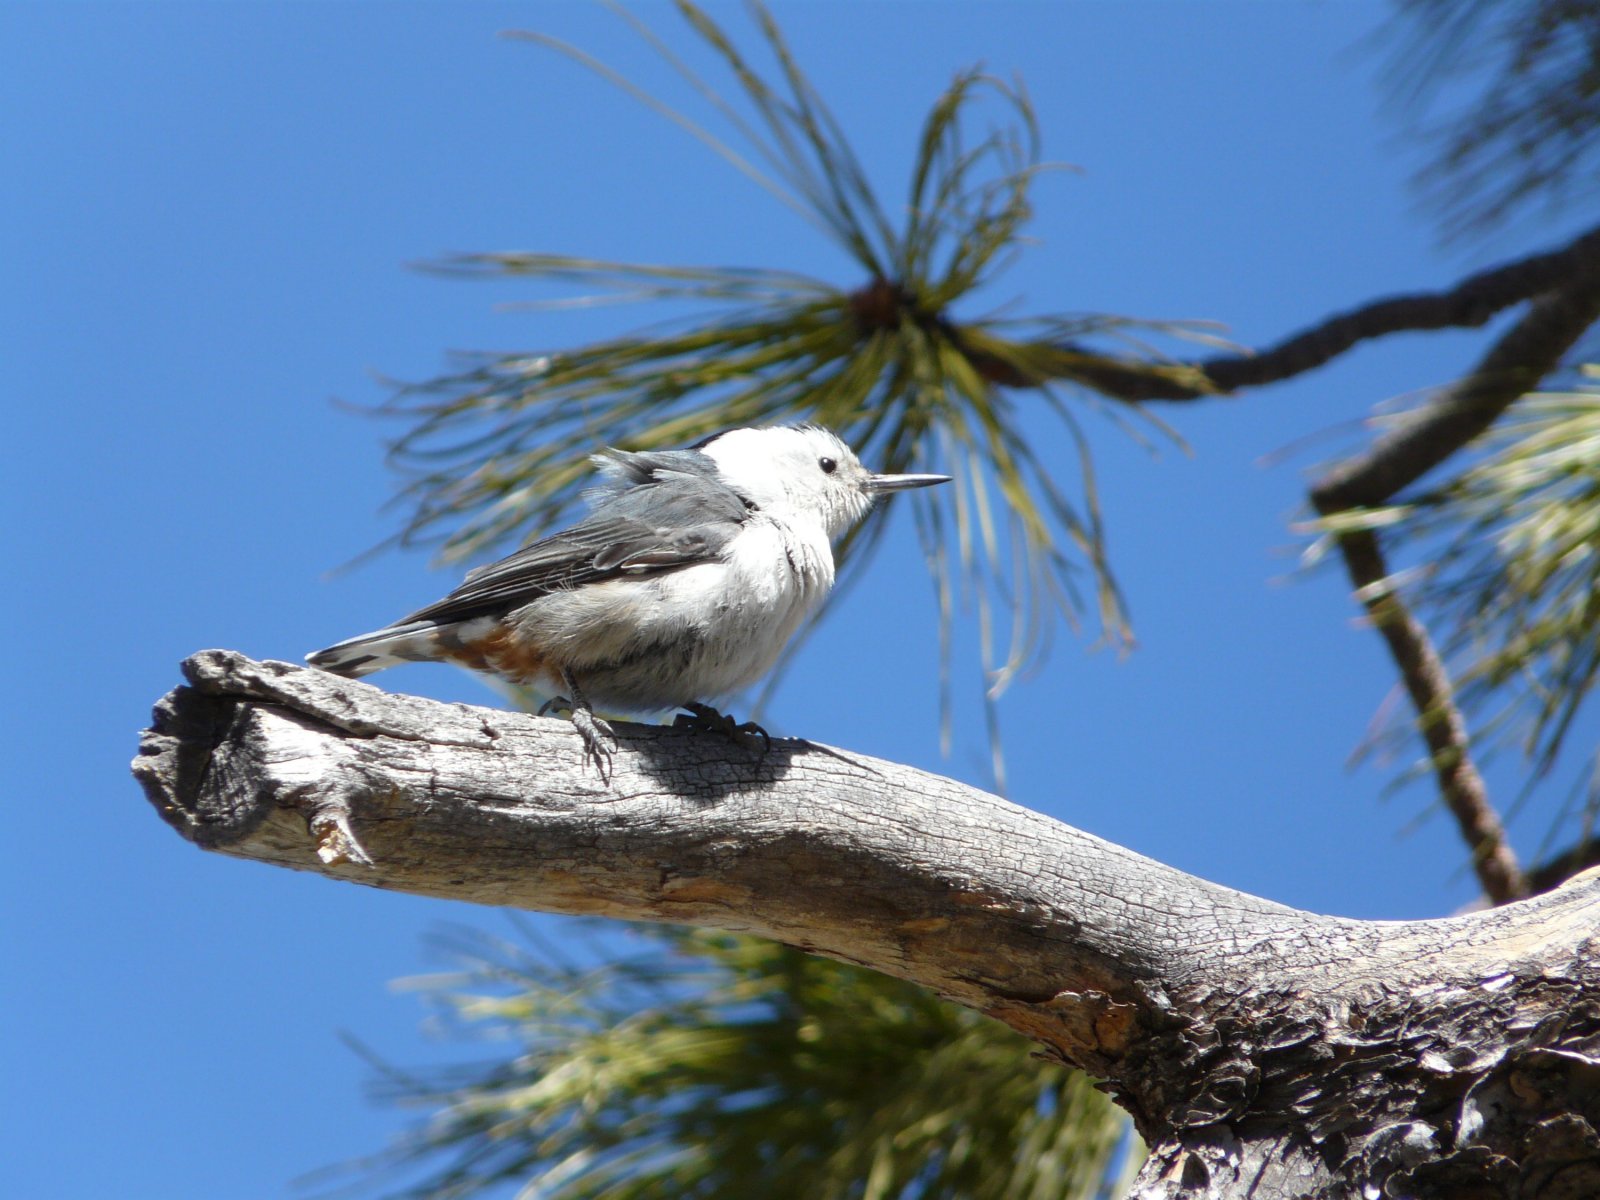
[{"xmin": 862, "ymin": 472, "xmax": 952, "ymax": 494}]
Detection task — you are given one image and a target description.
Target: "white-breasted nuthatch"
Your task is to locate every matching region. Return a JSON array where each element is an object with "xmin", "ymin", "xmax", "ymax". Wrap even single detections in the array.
[{"xmin": 308, "ymin": 425, "xmax": 949, "ymax": 776}]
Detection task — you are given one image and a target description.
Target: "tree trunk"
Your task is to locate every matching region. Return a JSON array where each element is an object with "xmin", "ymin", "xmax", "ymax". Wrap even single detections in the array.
[{"xmin": 134, "ymin": 651, "xmax": 1600, "ymax": 1199}]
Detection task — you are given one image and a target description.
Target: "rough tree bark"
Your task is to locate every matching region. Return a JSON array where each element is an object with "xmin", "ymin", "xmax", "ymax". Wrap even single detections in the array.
[{"xmin": 135, "ymin": 651, "xmax": 1600, "ymax": 1200}]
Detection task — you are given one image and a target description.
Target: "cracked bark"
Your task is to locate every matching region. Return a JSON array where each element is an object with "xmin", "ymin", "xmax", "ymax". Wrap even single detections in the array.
[{"xmin": 135, "ymin": 651, "xmax": 1600, "ymax": 1200}]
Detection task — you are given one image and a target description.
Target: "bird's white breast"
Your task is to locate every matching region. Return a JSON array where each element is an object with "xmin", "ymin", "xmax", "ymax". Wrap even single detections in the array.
[
  {"xmin": 508, "ymin": 513, "xmax": 837, "ymax": 711},
  {"xmin": 651, "ymin": 513, "xmax": 834, "ymax": 692}
]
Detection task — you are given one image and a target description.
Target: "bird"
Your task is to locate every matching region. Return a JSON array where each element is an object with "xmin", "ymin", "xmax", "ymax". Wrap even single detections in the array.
[{"xmin": 307, "ymin": 425, "xmax": 950, "ymax": 778}]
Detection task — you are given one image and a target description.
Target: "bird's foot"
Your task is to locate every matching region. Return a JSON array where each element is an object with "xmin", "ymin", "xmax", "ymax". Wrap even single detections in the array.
[
  {"xmin": 570, "ymin": 707, "xmax": 618, "ymax": 783},
  {"xmin": 549, "ymin": 671, "xmax": 617, "ymax": 783},
  {"xmin": 676, "ymin": 702, "xmax": 771, "ymax": 756}
]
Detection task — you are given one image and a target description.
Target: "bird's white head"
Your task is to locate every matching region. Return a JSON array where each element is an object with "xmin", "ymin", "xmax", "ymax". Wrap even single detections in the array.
[{"xmin": 698, "ymin": 425, "xmax": 950, "ymax": 539}]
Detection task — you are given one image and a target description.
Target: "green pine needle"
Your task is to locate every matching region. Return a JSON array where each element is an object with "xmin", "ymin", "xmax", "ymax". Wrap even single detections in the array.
[
  {"xmin": 1383, "ymin": 0, "xmax": 1600, "ymax": 241},
  {"xmin": 331, "ymin": 926, "xmax": 1130, "ymax": 1200}
]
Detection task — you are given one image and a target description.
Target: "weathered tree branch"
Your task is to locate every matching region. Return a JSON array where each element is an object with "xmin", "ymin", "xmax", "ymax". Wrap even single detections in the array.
[{"xmin": 136, "ymin": 651, "xmax": 1600, "ymax": 1199}]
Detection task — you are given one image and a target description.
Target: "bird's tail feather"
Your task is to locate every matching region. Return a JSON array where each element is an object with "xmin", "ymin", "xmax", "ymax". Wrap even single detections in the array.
[{"xmin": 306, "ymin": 621, "xmax": 441, "ymax": 678}]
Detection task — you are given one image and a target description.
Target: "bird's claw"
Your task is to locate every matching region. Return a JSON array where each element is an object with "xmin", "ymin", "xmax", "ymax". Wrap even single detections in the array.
[
  {"xmin": 570, "ymin": 708, "xmax": 617, "ymax": 782},
  {"xmin": 546, "ymin": 672, "xmax": 617, "ymax": 782},
  {"xmin": 676, "ymin": 702, "xmax": 771, "ymax": 756}
]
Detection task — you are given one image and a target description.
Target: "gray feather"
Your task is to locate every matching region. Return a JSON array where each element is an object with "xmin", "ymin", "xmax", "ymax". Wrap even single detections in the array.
[
  {"xmin": 396, "ymin": 470, "xmax": 750, "ymax": 627},
  {"xmin": 586, "ymin": 446, "xmax": 722, "ymax": 494}
]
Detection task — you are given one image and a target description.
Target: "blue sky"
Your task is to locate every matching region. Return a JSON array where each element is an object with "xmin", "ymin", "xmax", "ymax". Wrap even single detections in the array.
[{"xmin": 6, "ymin": 3, "xmax": 1592, "ymax": 1198}]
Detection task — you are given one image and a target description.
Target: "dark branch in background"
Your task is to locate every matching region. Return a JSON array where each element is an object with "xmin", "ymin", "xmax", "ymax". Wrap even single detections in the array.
[
  {"xmin": 1309, "ymin": 266, "xmax": 1600, "ymax": 904},
  {"xmin": 1311, "ymin": 281, "xmax": 1600, "ymax": 512},
  {"xmin": 1529, "ymin": 836, "xmax": 1600, "ymax": 896},
  {"xmin": 1197, "ymin": 221, "xmax": 1600, "ymax": 399},
  {"xmin": 957, "ymin": 218, "xmax": 1600, "ymax": 904},
  {"xmin": 1325, "ymin": 529, "xmax": 1524, "ymax": 903},
  {"xmin": 986, "ymin": 220, "xmax": 1600, "ymax": 400}
]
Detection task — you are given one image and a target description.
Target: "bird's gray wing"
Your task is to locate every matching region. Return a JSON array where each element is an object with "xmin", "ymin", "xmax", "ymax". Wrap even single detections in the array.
[
  {"xmin": 397, "ymin": 472, "xmax": 750, "ymax": 626},
  {"xmin": 587, "ymin": 447, "xmax": 722, "ymax": 490}
]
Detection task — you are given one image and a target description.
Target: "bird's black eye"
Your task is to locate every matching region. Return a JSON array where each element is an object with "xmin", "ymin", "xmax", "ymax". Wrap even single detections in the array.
[{"xmin": 819, "ymin": 456, "xmax": 837, "ymax": 475}]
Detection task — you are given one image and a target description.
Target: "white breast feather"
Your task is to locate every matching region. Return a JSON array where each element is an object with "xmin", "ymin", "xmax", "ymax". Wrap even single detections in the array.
[
  {"xmin": 665, "ymin": 515, "xmax": 834, "ymax": 694},
  {"xmin": 501, "ymin": 513, "xmax": 836, "ymax": 710}
]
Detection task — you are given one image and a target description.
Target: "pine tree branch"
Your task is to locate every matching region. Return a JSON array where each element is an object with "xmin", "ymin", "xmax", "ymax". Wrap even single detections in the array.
[
  {"xmin": 1054, "ymin": 220, "xmax": 1600, "ymax": 403},
  {"xmin": 1310, "ymin": 277, "xmax": 1600, "ymax": 512},
  {"xmin": 1305, "ymin": 267, "xmax": 1600, "ymax": 905},
  {"xmin": 1328, "ymin": 528, "xmax": 1526, "ymax": 903}
]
